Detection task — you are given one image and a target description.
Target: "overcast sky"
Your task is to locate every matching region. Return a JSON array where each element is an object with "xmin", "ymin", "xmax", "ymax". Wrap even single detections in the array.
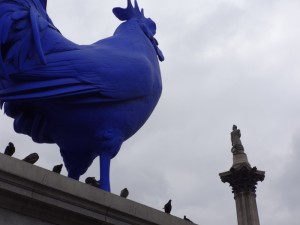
[{"xmin": 1, "ymin": 0, "xmax": 300, "ymax": 224}]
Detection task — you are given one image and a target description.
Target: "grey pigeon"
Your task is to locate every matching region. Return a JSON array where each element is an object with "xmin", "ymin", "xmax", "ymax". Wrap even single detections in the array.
[
  {"xmin": 22, "ymin": 153, "xmax": 39, "ymax": 164},
  {"xmin": 52, "ymin": 164, "xmax": 63, "ymax": 174},
  {"xmin": 184, "ymin": 215, "xmax": 193, "ymax": 223},
  {"xmin": 85, "ymin": 177, "xmax": 100, "ymax": 188},
  {"xmin": 120, "ymin": 188, "xmax": 129, "ymax": 198},
  {"xmin": 4, "ymin": 142, "xmax": 15, "ymax": 156},
  {"xmin": 163, "ymin": 200, "xmax": 172, "ymax": 214}
]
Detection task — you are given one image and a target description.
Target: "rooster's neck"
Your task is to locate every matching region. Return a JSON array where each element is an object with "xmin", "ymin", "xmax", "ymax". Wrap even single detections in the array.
[{"xmin": 113, "ymin": 19, "xmax": 144, "ymax": 37}]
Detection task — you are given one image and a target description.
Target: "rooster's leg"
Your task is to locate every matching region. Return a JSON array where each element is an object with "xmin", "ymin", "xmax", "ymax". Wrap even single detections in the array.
[
  {"xmin": 68, "ymin": 171, "xmax": 80, "ymax": 180},
  {"xmin": 98, "ymin": 129, "xmax": 124, "ymax": 192},
  {"xmin": 99, "ymin": 154, "xmax": 111, "ymax": 192}
]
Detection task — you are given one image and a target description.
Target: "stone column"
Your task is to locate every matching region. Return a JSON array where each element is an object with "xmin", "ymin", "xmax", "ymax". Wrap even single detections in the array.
[{"xmin": 219, "ymin": 125, "xmax": 265, "ymax": 225}]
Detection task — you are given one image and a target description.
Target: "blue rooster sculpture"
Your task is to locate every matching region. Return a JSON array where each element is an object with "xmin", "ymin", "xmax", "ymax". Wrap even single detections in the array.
[{"xmin": 0, "ymin": 0, "xmax": 164, "ymax": 192}]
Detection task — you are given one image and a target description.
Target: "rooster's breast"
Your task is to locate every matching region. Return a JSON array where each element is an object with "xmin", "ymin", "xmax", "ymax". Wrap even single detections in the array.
[{"xmin": 42, "ymin": 87, "xmax": 161, "ymax": 151}]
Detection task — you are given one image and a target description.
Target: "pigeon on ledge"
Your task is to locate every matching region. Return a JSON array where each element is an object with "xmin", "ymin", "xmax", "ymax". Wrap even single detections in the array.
[
  {"xmin": 163, "ymin": 200, "xmax": 172, "ymax": 214},
  {"xmin": 120, "ymin": 188, "xmax": 129, "ymax": 198},
  {"xmin": 22, "ymin": 153, "xmax": 39, "ymax": 164},
  {"xmin": 4, "ymin": 142, "xmax": 15, "ymax": 156},
  {"xmin": 85, "ymin": 177, "xmax": 100, "ymax": 188},
  {"xmin": 52, "ymin": 164, "xmax": 63, "ymax": 174}
]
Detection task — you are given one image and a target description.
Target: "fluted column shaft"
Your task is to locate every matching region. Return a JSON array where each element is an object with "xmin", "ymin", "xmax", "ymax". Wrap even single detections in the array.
[{"xmin": 235, "ymin": 192, "xmax": 260, "ymax": 225}]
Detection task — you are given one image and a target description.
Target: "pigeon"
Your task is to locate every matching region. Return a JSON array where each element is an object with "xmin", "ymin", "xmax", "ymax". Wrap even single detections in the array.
[
  {"xmin": 52, "ymin": 164, "xmax": 63, "ymax": 174},
  {"xmin": 120, "ymin": 188, "xmax": 129, "ymax": 198},
  {"xmin": 85, "ymin": 177, "xmax": 100, "ymax": 188},
  {"xmin": 184, "ymin": 215, "xmax": 193, "ymax": 223},
  {"xmin": 22, "ymin": 153, "xmax": 39, "ymax": 164},
  {"xmin": 4, "ymin": 142, "xmax": 15, "ymax": 156},
  {"xmin": 163, "ymin": 200, "xmax": 172, "ymax": 214}
]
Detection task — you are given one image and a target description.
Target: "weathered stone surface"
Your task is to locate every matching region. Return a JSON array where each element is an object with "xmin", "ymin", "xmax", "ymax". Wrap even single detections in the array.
[
  {"xmin": 0, "ymin": 207, "xmax": 53, "ymax": 225},
  {"xmin": 232, "ymin": 152, "xmax": 251, "ymax": 169},
  {"xmin": 219, "ymin": 166, "xmax": 265, "ymax": 194},
  {"xmin": 0, "ymin": 153, "xmax": 192, "ymax": 225},
  {"xmin": 231, "ymin": 125, "xmax": 244, "ymax": 153},
  {"xmin": 234, "ymin": 192, "xmax": 260, "ymax": 225}
]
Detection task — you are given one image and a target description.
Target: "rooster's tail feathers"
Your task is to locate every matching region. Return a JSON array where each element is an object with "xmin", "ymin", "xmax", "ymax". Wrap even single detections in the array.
[{"xmin": 0, "ymin": 0, "xmax": 56, "ymax": 79}]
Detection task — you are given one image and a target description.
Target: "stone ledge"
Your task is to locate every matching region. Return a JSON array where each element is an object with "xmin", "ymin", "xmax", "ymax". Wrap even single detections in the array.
[{"xmin": 0, "ymin": 153, "xmax": 190, "ymax": 225}]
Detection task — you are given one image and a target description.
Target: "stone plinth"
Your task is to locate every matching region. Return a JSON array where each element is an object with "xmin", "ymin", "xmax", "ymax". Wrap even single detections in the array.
[
  {"xmin": 0, "ymin": 153, "xmax": 191, "ymax": 225},
  {"xmin": 232, "ymin": 152, "xmax": 251, "ymax": 169}
]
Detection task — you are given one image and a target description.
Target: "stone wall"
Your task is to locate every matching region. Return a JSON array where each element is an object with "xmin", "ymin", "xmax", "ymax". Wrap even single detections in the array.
[{"xmin": 0, "ymin": 153, "xmax": 191, "ymax": 225}]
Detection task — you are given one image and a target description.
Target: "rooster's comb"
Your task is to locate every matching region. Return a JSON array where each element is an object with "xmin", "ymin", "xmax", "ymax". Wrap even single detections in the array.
[{"xmin": 113, "ymin": 0, "xmax": 146, "ymax": 21}]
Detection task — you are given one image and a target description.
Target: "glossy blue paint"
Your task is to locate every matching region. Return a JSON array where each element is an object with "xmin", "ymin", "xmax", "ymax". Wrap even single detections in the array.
[{"xmin": 0, "ymin": 0, "xmax": 164, "ymax": 192}]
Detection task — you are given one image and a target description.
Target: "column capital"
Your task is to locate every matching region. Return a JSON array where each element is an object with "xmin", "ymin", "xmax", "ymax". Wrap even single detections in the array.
[{"xmin": 219, "ymin": 166, "xmax": 265, "ymax": 194}]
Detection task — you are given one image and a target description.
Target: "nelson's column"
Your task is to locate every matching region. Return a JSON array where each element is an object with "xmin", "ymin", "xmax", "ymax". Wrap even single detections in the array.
[{"xmin": 219, "ymin": 125, "xmax": 265, "ymax": 225}]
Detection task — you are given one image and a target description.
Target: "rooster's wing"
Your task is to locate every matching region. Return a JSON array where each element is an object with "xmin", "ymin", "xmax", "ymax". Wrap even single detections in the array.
[{"xmin": 0, "ymin": 0, "xmax": 155, "ymax": 105}]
